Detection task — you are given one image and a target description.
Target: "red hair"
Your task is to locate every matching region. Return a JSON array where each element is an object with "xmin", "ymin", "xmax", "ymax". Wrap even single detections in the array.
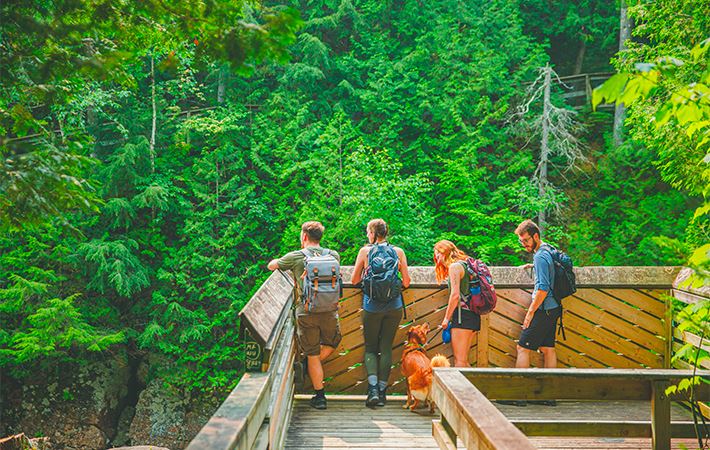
[{"xmin": 433, "ymin": 240, "xmax": 468, "ymax": 283}]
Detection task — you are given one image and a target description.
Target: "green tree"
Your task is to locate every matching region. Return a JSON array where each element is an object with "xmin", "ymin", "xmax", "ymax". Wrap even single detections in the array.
[{"xmin": 0, "ymin": 0, "xmax": 301, "ymax": 230}]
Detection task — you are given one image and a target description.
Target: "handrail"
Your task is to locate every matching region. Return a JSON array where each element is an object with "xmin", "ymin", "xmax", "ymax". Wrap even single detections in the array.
[
  {"xmin": 186, "ymin": 372, "xmax": 271, "ymax": 450},
  {"xmin": 672, "ymin": 267, "xmax": 709, "ymax": 305},
  {"xmin": 432, "ymin": 367, "xmax": 710, "ymax": 450},
  {"xmin": 187, "ymin": 265, "xmax": 686, "ymax": 448},
  {"xmin": 671, "ymin": 267, "xmax": 710, "ymax": 419},
  {"xmin": 343, "ymin": 265, "xmax": 680, "ymax": 289},
  {"xmin": 187, "ymin": 270, "xmax": 296, "ymax": 450},
  {"xmin": 432, "ymin": 369, "xmax": 536, "ymax": 450}
]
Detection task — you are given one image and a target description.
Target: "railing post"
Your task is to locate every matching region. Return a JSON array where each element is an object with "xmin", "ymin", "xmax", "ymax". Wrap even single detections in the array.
[
  {"xmin": 651, "ymin": 380, "xmax": 671, "ymax": 450},
  {"xmin": 441, "ymin": 416, "xmax": 456, "ymax": 443},
  {"xmin": 477, "ymin": 315, "xmax": 490, "ymax": 367},
  {"xmin": 663, "ymin": 293, "xmax": 673, "ymax": 369}
]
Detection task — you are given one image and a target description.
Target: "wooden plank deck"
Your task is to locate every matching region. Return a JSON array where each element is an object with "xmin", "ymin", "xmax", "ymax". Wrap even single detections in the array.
[{"xmin": 284, "ymin": 396, "xmax": 702, "ymax": 449}]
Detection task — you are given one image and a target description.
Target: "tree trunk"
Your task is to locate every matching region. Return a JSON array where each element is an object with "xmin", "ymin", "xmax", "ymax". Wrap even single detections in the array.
[
  {"xmin": 613, "ymin": 0, "xmax": 632, "ymax": 146},
  {"xmin": 150, "ymin": 54, "xmax": 157, "ymax": 173},
  {"xmin": 338, "ymin": 122, "xmax": 343, "ymax": 206},
  {"xmin": 573, "ymin": 39, "xmax": 586, "ymax": 75},
  {"xmin": 539, "ymin": 64, "xmax": 552, "ymax": 235},
  {"xmin": 217, "ymin": 64, "xmax": 228, "ymax": 104}
]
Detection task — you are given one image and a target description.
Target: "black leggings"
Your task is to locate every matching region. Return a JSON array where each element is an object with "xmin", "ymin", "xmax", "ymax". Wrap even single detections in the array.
[{"xmin": 362, "ymin": 308, "xmax": 403, "ymax": 382}]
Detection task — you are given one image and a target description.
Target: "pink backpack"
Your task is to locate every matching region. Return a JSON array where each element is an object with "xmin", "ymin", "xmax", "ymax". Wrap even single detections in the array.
[{"xmin": 462, "ymin": 258, "xmax": 497, "ymax": 315}]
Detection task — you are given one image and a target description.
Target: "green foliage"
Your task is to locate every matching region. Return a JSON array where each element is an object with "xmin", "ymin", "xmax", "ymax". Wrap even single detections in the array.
[
  {"xmin": 0, "ymin": 0, "xmax": 302, "ymax": 232},
  {"xmin": 1, "ymin": 0, "xmax": 702, "ymax": 394},
  {"xmin": 11, "ymin": 295, "xmax": 125, "ymax": 362},
  {"xmin": 593, "ymin": 0, "xmax": 709, "ymax": 408},
  {"xmin": 672, "ymin": 299, "xmax": 710, "ymax": 373},
  {"xmin": 519, "ymin": 0, "xmax": 618, "ymax": 73},
  {"xmin": 78, "ymin": 239, "xmax": 150, "ymax": 297}
]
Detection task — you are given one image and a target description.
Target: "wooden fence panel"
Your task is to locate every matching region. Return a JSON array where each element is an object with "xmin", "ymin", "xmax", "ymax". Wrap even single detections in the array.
[{"xmin": 295, "ymin": 267, "xmax": 678, "ymax": 394}]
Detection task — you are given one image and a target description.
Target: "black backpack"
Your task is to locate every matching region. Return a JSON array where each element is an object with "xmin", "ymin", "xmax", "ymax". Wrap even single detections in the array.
[
  {"xmin": 362, "ymin": 243, "xmax": 402, "ymax": 305},
  {"xmin": 540, "ymin": 244, "xmax": 576, "ymax": 340},
  {"xmin": 540, "ymin": 244, "xmax": 576, "ymax": 302}
]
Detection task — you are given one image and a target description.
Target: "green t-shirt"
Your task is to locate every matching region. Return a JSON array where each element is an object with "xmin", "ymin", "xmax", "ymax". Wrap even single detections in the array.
[{"xmin": 277, "ymin": 246, "xmax": 341, "ymax": 313}]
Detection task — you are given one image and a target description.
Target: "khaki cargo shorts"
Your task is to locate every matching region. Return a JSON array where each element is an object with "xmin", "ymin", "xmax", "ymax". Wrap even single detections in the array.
[{"xmin": 296, "ymin": 310, "xmax": 342, "ymax": 356}]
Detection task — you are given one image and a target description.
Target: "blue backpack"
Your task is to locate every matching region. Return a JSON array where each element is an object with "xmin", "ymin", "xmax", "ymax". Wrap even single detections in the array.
[{"xmin": 362, "ymin": 243, "xmax": 402, "ymax": 305}]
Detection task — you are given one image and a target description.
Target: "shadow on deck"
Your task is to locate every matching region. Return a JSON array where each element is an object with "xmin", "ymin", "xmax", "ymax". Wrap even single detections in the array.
[{"xmin": 285, "ymin": 396, "xmax": 701, "ymax": 450}]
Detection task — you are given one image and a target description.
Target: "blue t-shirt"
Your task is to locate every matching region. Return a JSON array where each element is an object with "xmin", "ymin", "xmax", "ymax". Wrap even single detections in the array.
[
  {"xmin": 533, "ymin": 244, "xmax": 560, "ymax": 310},
  {"xmin": 363, "ymin": 292, "xmax": 404, "ymax": 313}
]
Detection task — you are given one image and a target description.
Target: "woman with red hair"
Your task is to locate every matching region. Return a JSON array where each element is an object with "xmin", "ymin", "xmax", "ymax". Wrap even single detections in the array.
[{"xmin": 433, "ymin": 240, "xmax": 480, "ymax": 367}]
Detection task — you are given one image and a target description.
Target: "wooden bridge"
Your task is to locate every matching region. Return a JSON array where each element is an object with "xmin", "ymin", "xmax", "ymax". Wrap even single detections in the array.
[{"xmin": 187, "ymin": 266, "xmax": 710, "ymax": 450}]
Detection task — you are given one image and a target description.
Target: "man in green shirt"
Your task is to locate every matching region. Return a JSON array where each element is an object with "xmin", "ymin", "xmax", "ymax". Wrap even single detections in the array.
[{"xmin": 268, "ymin": 221, "xmax": 341, "ymax": 409}]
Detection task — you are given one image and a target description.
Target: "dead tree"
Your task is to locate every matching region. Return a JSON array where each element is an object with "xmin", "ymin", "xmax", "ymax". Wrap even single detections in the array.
[{"xmin": 511, "ymin": 64, "xmax": 586, "ymax": 235}]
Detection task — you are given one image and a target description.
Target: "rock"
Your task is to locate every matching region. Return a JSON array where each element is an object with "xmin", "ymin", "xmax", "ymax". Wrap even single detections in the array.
[
  {"xmin": 58, "ymin": 425, "xmax": 106, "ymax": 450},
  {"xmin": 128, "ymin": 379, "xmax": 221, "ymax": 450},
  {"xmin": 108, "ymin": 447, "xmax": 170, "ymax": 450},
  {"xmin": 1, "ymin": 355, "xmax": 132, "ymax": 450}
]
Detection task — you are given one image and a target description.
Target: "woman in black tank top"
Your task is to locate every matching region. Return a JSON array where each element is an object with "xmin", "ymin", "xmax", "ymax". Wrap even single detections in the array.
[{"xmin": 434, "ymin": 240, "xmax": 480, "ymax": 367}]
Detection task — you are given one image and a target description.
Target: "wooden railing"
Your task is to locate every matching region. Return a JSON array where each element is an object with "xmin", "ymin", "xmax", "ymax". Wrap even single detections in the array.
[
  {"xmin": 186, "ymin": 270, "xmax": 296, "ymax": 450},
  {"xmin": 432, "ymin": 367, "xmax": 710, "ymax": 450},
  {"xmin": 558, "ymin": 72, "xmax": 614, "ymax": 108},
  {"xmin": 671, "ymin": 267, "xmax": 710, "ymax": 420},
  {"xmin": 316, "ymin": 266, "xmax": 680, "ymax": 394},
  {"xmin": 185, "ymin": 265, "xmax": 686, "ymax": 448}
]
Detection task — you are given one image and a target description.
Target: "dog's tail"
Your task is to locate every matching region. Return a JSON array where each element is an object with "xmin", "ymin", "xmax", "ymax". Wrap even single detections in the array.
[{"xmin": 430, "ymin": 354, "xmax": 451, "ymax": 368}]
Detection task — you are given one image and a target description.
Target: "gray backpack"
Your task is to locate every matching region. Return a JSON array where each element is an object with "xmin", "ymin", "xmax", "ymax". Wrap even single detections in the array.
[{"xmin": 300, "ymin": 248, "xmax": 342, "ymax": 313}]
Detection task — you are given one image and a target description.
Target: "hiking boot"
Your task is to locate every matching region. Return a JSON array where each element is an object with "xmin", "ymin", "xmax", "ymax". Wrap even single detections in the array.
[
  {"xmin": 495, "ymin": 400, "xmax": 528, "ymax": 407},
  {"xmin": 377, "ymin": 386, "xmax": 387, "ymax": 407},
  {"xmin": 366, "ymin": 384, "xmax": 379, "ymax": 408},
  {"xmin": 310, "ymin": 394, "xmax": 327, "ymax": 410}
]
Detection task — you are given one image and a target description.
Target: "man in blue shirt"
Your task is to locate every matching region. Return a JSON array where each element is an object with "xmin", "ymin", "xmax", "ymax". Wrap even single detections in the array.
[{"xmin": 515, "ymin": 219, "xmax": 562, "ymax": 370}]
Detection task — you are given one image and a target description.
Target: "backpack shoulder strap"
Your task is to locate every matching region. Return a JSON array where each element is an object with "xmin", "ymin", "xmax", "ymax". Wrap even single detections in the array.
[
  {"xmin": 366, "ymin": 243, "xmax": 376, "ymax": 258},
  {"xmin": 540, "ymin": 243, "xmax": 556, "ymax": 252},
  {"xmin": 301, "ymin": 248, "xmax": 321, "ymax": 260},
  {"xmin": 385, "ymin": 242, "xmax": 399, "ymax": 259},
  {"xmin": 539, "ymin": 243, "xmax": 557, "ymax": 259}
]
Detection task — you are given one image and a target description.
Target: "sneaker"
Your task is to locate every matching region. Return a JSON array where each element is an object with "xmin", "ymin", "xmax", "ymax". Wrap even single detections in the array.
[
  {"xmin": 495, "ymin": 400, "xmax": 528, "ymax": 407},
  {"xmin": 377, "ymin": 387, "xmax": 387, "ymax": 407},
  {"xmin": 310, "ymin": 395, "xmax": 327, "ymax": 410},
  {"xmin": 366, "ymin": 384, "xmax": 379, "ymax": 408}
]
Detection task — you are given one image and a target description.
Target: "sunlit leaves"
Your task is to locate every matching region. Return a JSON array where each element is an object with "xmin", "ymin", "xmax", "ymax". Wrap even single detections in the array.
[
  {"xmin": 9, "ymin": 295, "xmax": 125, "ymax": 363},
  {"xmin": 78, "ymin": 239, "xmax": 150, "ymax": 297},
  {"xmin": 0, "ymin": 141, "xmax": 101, "ymax": 231}
]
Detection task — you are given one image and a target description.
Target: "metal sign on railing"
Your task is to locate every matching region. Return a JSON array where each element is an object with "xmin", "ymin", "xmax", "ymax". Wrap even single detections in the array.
[{"xmin": 244, "ymin": 330, "xmax": 263, "ymax": 372}]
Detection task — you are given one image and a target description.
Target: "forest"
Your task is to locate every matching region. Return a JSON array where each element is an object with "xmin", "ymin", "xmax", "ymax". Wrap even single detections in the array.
[{"xmin": 1, "ymin": 0, "xmax": 708, "ymax": 402}]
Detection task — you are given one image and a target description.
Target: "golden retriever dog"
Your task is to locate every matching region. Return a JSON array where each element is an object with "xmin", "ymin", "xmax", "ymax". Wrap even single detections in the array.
[{"xmin": 400, "ymin": 323, "xmax": 450, "ymax": 413}]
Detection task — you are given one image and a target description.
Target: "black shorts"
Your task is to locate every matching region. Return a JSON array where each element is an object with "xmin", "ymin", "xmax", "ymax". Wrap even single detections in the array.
[
  {"xmin": 450, "ymin": 308, "xmax": 481, "ymax": 331},
  {"xmin": 518, "ymin": 307, "xmax": 561, "ymax": 350}
]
